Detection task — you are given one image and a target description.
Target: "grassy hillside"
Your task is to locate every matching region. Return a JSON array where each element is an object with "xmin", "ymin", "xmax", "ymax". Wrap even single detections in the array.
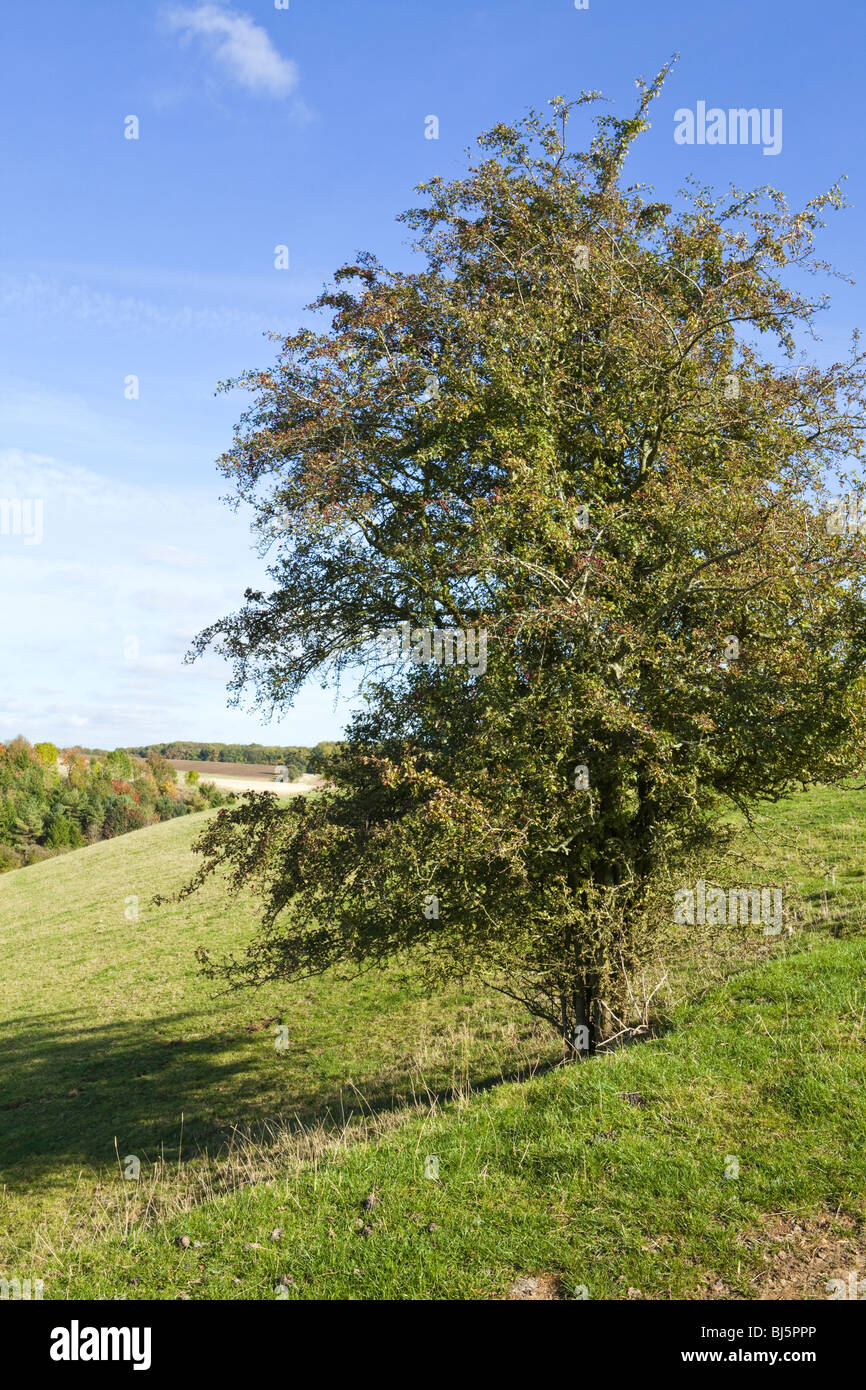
[
  {"xmin": 56, "ymin": 935, "xmax": 866, "ymax": 1300},
  {"xmin": 1, "ymin": 783, "xmax": 865, "ymax": 1298},
  {"xmin": 0, "ymin": 809, "xmax": 551, "ymax": 1269}
]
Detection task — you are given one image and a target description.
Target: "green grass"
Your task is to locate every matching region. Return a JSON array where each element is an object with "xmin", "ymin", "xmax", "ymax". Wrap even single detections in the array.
[
  {"xmin": 0, "ymin": 810, "xmax": 551, "ymax": 1267},
  {"xmin": 55, "ymin": 936, "xmax": 866, "ymax": 1300},
  {"xmin": 2, "ymin": 781, "xmax": 865, "ymax": 1299},
  {"xmin": 744, "ymin": 783, "xmax": 866, "ymax": 922}
]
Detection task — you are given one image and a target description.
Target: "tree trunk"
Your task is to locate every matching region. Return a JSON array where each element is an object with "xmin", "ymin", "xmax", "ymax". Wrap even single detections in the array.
[{"xmin": 562, "ymin": 974, "xmax": 594, "ymax": 1059}]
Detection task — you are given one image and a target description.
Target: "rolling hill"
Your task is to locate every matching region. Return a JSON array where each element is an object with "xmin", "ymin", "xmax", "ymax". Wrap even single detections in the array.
[{"xmin": 1, "ymin": 785, "xmax": 865, "ymax": 1298}]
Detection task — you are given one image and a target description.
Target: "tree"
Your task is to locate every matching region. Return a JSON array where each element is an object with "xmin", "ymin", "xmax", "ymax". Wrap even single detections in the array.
[
  {"xmin": 184, "ymin": 68, "xmax": 866, "ymax": 1054},
  {"xmin": 307, "ymin": 742, "xmax": 343, "ymax": 774},
  {"xmin": 10, "ymin": 798, "xmax": 45, "ymax": 848},
  {"xmin": 146, "ymin": 751, "xmax": 178, "ymax": 797},
  {"xmin": 105, "ymin": 749, "xmax": 135, "ymax": 782},
  {"xmin": 63, "ymin": 752, "xmax": 90, "ymax": 789},
  {"xmin": 5, "ymin": 736, "xmax": 33, "ymax": 770},
  {"xmin": 45, "ymin": 811, "xmax": 83, "ymax": 849}
]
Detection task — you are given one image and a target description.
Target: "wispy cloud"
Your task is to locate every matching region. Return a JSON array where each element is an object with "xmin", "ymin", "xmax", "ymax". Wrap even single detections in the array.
[
  {"xmin": 138, "ymin": 545, "xmax": 208, "ymax": 570},
  {"xmin": 0, "ymin": 445, "xmax": 356, "ymax": 747},
  {"xmin": 0, "ymin": 272, "xmax": 293, "ymax": 337},
  {"xmin": 165, "ymin": 3, "xmax": 298, "ymax": 98},
  {"xmin": 0, "ymin": 449, "xmax": 263, "ymax": 745}
]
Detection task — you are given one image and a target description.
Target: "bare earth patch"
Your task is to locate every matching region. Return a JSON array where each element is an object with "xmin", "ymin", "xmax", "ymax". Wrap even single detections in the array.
[
  {"xmin": 171, "ymin": 766, "xmax": 324, "ymax": 797},
  {"xmin": 701, "ymin": 1212, "xmax": 865, "ymax": 1300},
  {"xmin": 504, "ymin": 1273, "xmax": 565, "ymax": 1300}
]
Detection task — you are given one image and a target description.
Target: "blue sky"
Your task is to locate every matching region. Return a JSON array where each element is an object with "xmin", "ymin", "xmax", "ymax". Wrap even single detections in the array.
[{"xmin": 1, "ymin": 0, "xmax": 864, "ymax": 749}]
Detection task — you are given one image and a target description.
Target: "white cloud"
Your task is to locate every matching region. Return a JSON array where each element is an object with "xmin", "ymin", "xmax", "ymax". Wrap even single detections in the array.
[
  {"xmin": 165, "ymin": 3, "xmax": 298, "ymax": 98},
  {"xmin": 0, "ymin": 272, "xmax": 292, "ymax": 337},
  {"xmin": 0, "ymin": 448, "xmax": 356, "ymax": 747},
  {"xmin": 139, "ymin": 544, "xmax": 207, "ymax": 569},
  {"xmin": 24, "ymin": 258, "xmax": 321, "ymax": 306}
]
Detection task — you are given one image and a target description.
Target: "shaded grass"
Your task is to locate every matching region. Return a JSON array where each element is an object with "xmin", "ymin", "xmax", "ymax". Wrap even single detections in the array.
[
  {"xmin": 52, "ymin": 936, "xmax": 866, "ymax": 1300},
  {"xmin": 0, "ymin": 810, "xmax": 553, "ymax": 1266}
]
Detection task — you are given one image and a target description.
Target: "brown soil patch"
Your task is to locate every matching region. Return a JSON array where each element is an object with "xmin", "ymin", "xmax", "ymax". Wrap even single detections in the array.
[
  {"xmin": 504, "ymin": 1273, "xmax": 565, "ymax": 1301},
  {"xmin": 169, "ymin": 760, "xmax": 291, "ymax": 781},
  {"xmin": 701, "ymin": 1212, "xmax": 865, "ymax": 1300},
  {"xmin": 168, "ymin": 764, "xmax": 324, "ymax": 797}
]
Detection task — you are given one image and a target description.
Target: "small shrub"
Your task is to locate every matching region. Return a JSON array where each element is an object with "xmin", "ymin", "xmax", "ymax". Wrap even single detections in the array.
[
  {"xmin": 0, "ymin": 843, "xmax": 22, "ymax": 872},
  {"xmin": 21, "ymin": 844, "xmax": 55, "ymax": 867}
]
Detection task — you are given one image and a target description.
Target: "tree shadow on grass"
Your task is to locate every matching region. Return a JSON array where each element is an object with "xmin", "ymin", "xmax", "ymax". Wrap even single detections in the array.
[{"xmin": 0, "ymin": 1009, "xmax": 560, "ymax": 1191}]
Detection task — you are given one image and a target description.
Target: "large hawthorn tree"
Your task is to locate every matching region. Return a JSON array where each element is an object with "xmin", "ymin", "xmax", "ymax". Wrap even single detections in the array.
[{"xmin": 184, "ymin": 68, "xmax": 866, "ymax": 1054}]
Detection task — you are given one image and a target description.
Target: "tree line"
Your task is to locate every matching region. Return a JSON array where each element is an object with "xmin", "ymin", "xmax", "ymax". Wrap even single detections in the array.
[
  {"xmin": 0, "ymin": 738, "xmax": 233, "ymax": 873},
  {"xmin": 118, "ymin": 741, "xmax": 341, "ymax": 778}
]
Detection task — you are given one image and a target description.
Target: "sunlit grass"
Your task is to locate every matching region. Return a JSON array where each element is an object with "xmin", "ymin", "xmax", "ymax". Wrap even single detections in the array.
[{"xmin": 2, "ymin": 781, "xmax": 865, "ymax": 1297}]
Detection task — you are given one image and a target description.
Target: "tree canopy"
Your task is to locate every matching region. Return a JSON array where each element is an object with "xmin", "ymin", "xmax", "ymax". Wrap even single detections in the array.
[{"xmin": 185, "ymin": 66, "xmax": 866, "ymax": 1053}]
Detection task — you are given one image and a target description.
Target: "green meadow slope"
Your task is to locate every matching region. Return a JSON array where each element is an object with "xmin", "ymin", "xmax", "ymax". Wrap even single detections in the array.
[
  {"xmin": 1, "ymin": 785, "xmax": 865, "ymax": 1298},
  {"xmin": 58, "ymin": 935, "xmax": 866, "ymax": 1301},
  {"xmin": 0, "ymin": 809, "xmax": 551, "ymax": 1269}
]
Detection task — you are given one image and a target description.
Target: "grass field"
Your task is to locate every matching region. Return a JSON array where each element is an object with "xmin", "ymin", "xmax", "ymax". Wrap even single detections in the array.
[
  {"xmin": 0, "ymin": 805, "xmax": 551, "ymax": 1272},
  {"xmin": 57, "ymin": 935, "xmax": 866, "ymax": 1301},
  {"xmin": 1, "ymin": 783, "xmax": 865, "ymax": 1299}
]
